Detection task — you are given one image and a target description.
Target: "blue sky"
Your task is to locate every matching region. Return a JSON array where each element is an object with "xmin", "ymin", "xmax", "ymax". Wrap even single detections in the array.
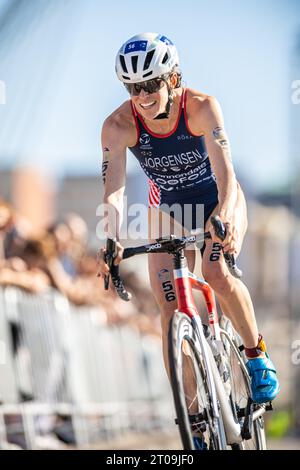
[{"xmin": 0, "ymin": 0, "xmax": 299, "ymax": 191}]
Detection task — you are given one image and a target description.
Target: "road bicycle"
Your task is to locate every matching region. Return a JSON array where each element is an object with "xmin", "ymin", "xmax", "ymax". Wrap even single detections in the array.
[{"xmin": 103, "ymin": 216, "xmax": 272, "ymax": 450}]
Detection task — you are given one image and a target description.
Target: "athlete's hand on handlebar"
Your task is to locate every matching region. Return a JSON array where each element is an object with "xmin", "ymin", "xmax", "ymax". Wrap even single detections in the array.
[
  {"xmin": 210, "ymin": 215, "xmax": 243, "ymax": 279},
  {"xmin": 209, "ymin": 210, "xmax": 241, "ymax": 256},
  {"xmin": 96, "ymin": 240, "xmax": 124, "ymax": 279},
  {"xmin": 215, "ymin": 220, "xmax": 239, "ymax": 256},
  {"xmin": 97, "ymin": 239, "xmax": 131, "ymax": 301}
]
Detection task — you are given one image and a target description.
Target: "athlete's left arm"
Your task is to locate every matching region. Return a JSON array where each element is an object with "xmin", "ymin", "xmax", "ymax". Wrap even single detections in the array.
[{"xmin": 198, "ymin": 96, "xmax": 238, "ymax": 223}]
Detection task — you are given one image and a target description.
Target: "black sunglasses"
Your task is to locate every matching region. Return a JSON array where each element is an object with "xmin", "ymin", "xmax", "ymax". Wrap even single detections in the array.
[{"xmin": 124, "ymin": 77, "xmax": 166, "ymax": 96}]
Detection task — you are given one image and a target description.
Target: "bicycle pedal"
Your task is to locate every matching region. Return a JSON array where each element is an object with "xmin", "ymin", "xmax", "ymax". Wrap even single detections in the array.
[
  {"xmin": 190, "ymin": 412, "xmax": 207, "ymax": 433},
  {"xmin": 189, "ymin": 411, "xmax": 208, "ymax": 423},
  {"xmin": 241, "ymin": 398, "xmax": 254, "ymax": 440},
  {"xmin": 266, "ymin": 402, "xmax": 273, "ymax": 412},
  {"xmin": 175, "ymin": 411, "xmax": 208, "ymax": 430},
  {"xmin": 237, "ymin": 407, "xmax": 246, "ymax": 419},
  {"xmin": 192, "ymin": 422, "xmax": 206, "ymax": 433}
]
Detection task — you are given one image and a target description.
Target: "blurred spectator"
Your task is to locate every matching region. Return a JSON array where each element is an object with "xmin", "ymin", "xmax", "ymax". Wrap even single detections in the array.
[
  {"xmin": 46, "ymin": 213, "xmax": 88, "ymax": 277},
  {"xmin": 48, "ymin": 222, "xmax": 77, "ymax": 277},
  {"xmin": 0, "ymin": 198, "xmax": 47, "ymax": 293},
  {"xmin": 65, "ymin": 212, "xmax": 88, "ymax": 260},
  {"xmin": 0, "ymin": 199, "xmax": 167, "ymax": 450},
  {"xmin": 0, "ymin": 235, "xmax": 51, "ymax": 294},
  {"xmin": 0, "ymin": 198, "xmax": 161, "ymax": 336},
  {"xmin": 0, "ymin": 198, "xmax": 15, "ymax": 258}
]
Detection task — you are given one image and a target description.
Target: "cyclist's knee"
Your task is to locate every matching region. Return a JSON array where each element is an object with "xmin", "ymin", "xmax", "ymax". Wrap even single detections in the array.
[{"xmin": 202, "ymin": 262, "xmax": 235, "ymax": 297}]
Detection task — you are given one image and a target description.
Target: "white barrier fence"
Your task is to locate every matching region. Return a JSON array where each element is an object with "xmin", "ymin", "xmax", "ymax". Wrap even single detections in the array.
[{"xmin": 0, "ymin": 287, "xmax": 174, "ymax": 449}]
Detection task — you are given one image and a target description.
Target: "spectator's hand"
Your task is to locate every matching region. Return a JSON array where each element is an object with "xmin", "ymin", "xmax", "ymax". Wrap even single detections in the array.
[
  {"xmin": 0, "ymin": 267, "xmax": 49, "ymax": 293},
  {"xmin": 0, "ymin": 202, "xmax": 14, "ymax": 232},
  {"xmin": 7, "ymin": 257, "xmax": 28, "ymax": 272},
  {"xmin": 0, "ymin": 259, "xmax": 6, "ymax": 269},
  {"xmin": 0, "ymin": 268, "xmax": 14, "ymax": 285},
  {"xmin": 28, "ymin": 270, "xmax": 51, "ymax": 293},
  {"xmin": 62, "ymin": 278, "xmax": 94, "ymax": 306}
]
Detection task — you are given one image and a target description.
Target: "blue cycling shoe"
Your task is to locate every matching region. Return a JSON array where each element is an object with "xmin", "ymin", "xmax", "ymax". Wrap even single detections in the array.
[
  {"xmin": 246, "ymin": 354, "xmax": 280, "ymax": 404},
  {"xmin": 193, "ymin": 435, "xmax": 208, "ymax": 450}
]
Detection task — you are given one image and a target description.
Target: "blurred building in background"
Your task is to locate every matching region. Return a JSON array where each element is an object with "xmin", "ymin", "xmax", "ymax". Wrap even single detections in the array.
[{"xmin": 0, "ymin": 167, "xmax": 148, "ymax": 244}]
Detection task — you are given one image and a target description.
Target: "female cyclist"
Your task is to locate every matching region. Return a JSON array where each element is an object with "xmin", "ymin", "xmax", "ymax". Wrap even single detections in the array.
[{"xmin": 97, "ymin": 33, "xmax": 279, "ymax": 414}]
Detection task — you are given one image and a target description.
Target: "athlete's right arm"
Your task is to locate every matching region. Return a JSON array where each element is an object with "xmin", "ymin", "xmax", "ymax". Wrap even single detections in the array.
[
  {"xmin": 101, "ymin": 116, "xmax": 128, "ymax": 240},
  {"xmin": 97, "ymin": 113, "xmax": 129, "ymax": 278}
]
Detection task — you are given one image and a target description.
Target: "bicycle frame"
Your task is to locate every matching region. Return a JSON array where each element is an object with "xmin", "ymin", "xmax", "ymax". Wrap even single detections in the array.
[
  {"xmin": 172, "ymin": 251, "xmax": 221, "ymax": 341},
  {"xmin": 173, "ymin": 262, "xmax": 230, "ymax": 359},
  {"xmin": 171, "ymin": 250, "xmax": 222, "ymax": 423},
  {"xmin": 171, "ymin": 249, "xmax": 243, "ymax": 445},
  {"xmin": 105, "ymin": 231, "xmax": 251, "ymax": 446}
]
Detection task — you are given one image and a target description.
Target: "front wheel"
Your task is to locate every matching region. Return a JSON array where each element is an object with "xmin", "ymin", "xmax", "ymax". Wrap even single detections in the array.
[
  {"xmin": 220, "ymin": 317, "xmax": 267, "ymax": 450},
  {"xmin": 168, "ymin": 311, "xmax": 226, "ymax": 450}
]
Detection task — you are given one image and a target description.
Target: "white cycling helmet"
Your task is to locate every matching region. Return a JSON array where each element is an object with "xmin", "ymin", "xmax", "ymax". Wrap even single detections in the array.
[{"xmin": 115, "ymin": 32, "xmax": 179, "ymax": 84}]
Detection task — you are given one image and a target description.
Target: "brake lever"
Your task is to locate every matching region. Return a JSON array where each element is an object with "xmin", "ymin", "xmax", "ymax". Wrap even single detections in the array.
[
  {"xmin": 210, "ymin": 215, "xmax": 243, "ymax": 279},
  {"xmin": 104, "ymin": 238, "xmax": 116, "ymax": 290},
  {"xmin": 104, "ymin": 238, "xmax": 132, "ymax": 301},
  {"xmin": 110, "ymin": 264, "xmax": 132, "ymax": 301}
]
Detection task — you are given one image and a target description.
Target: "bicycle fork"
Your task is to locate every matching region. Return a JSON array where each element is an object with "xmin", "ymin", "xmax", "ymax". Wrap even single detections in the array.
[{"xmin": 172, "ymin": 251, "xmax": 227, "ymax": 447}]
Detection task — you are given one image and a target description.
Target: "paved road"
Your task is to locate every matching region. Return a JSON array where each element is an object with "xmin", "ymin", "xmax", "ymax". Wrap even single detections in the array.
[
  {"xmin": 28, "ymin": 430, "xmax": 300, "ymax": 450},
  {"xmin": 85, "ymin": 432, "xmax": 300, "ymax": 450},
  {"xmin": 268, "ymin": 438, "xmax": 300, "ymax": 450}
]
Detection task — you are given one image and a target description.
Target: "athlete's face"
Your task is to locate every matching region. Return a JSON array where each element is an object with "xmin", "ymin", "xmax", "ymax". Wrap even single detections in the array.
[{"xmin": 130, "ymin": 80, "xmax": 169, "ymax": 120}]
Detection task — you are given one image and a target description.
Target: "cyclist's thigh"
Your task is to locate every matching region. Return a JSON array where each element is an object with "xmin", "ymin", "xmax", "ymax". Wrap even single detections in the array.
[
  {"xmin": 148, "ymin": 207, "xmax": 196, "ymax": 312},
  {"xmin": 235, "ymin": 181, "xmax": 248, "ymax": 241}
]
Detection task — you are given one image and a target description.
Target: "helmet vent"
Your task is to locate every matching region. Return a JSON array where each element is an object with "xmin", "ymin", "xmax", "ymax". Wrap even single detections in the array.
[
  {"xmin": 143, "ymin": 71, "xmax": 153, "ymax": 78},
  {"xmin": 120, "ymin": 55, "xmax": 128, "ymax": 73},
  {"xmin": 143, "ymin": 49, "xmax": 155, "ymax": 71},
  {"xmin": 131, "ymin": 55, "xmax": 138, "ymax": 73},
  {"xmin": 162, "ymin": 52, "xmax": 169, "ymax": 64}
]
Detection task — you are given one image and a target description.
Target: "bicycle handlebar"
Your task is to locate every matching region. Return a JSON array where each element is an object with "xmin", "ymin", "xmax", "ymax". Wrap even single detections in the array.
[{"xmin": 103, "ymin": 216, "xmax": 242, "ymax": 301}]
